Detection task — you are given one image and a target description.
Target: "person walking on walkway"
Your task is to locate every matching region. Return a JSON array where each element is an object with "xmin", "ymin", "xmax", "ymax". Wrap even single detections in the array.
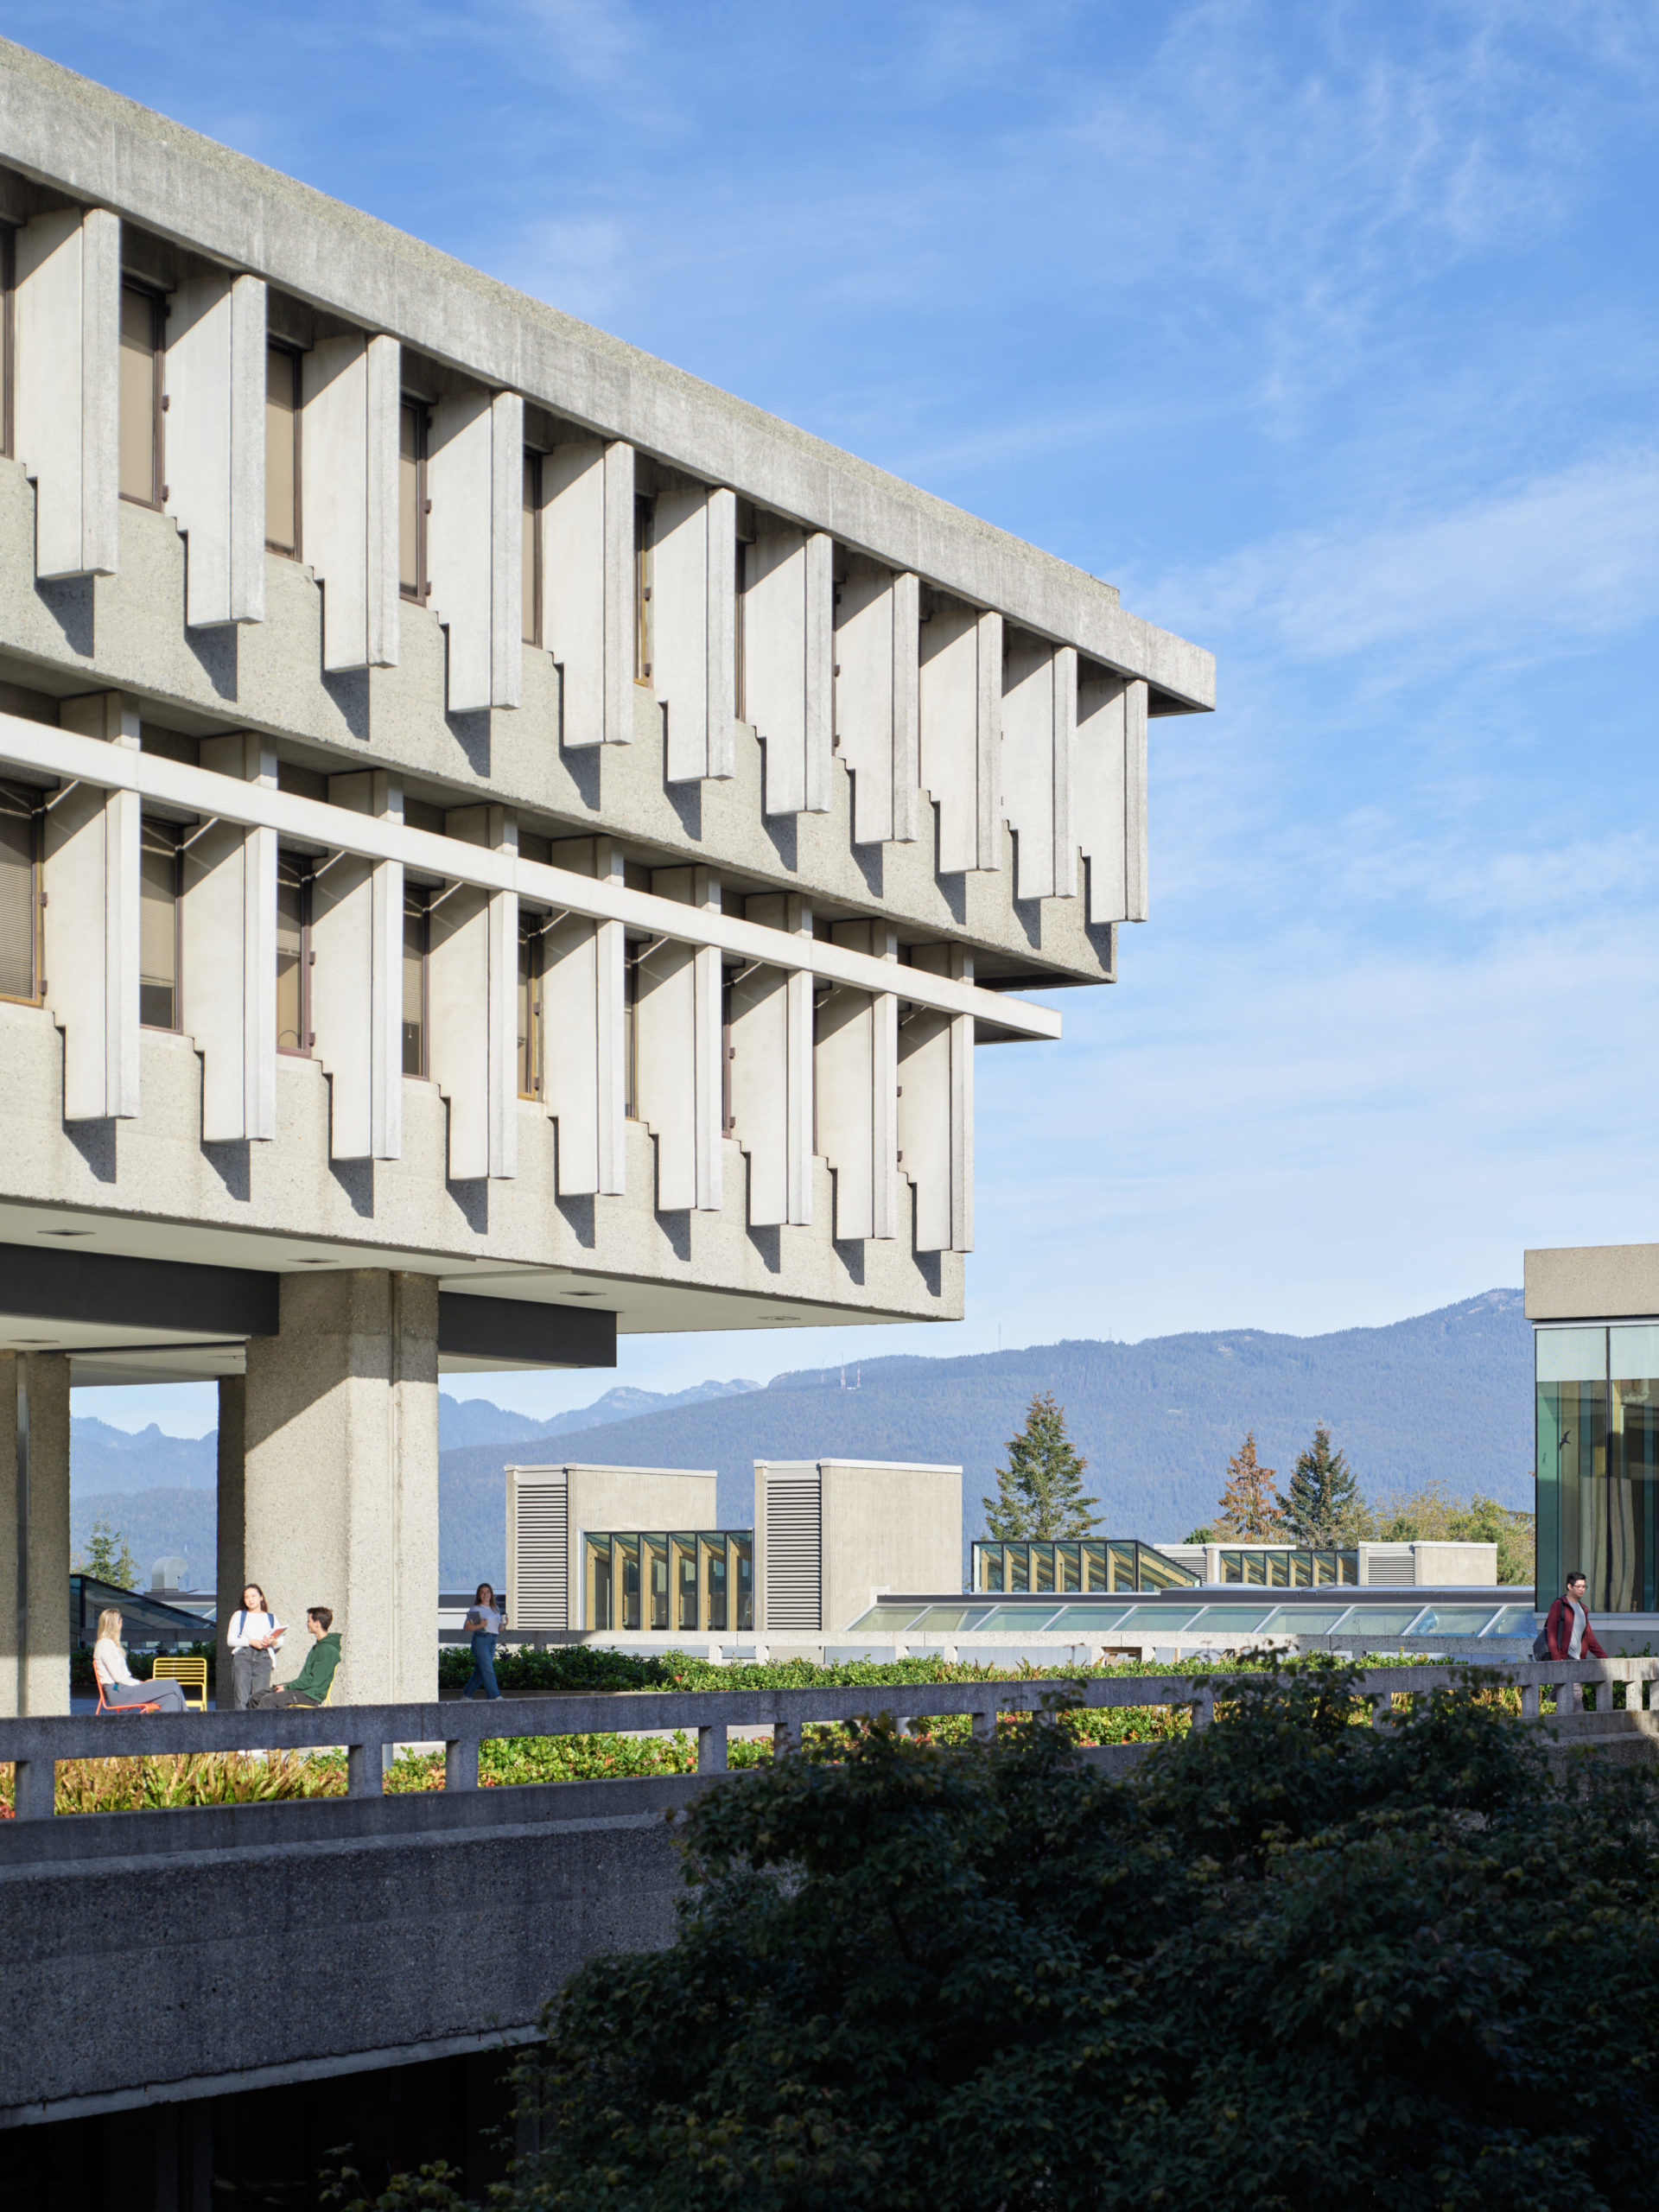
[
  {"xmin": 459, "ymin": 1583, "xmax": 505, "ymax": 1700},
  {"xmin": 226, "ymin": 1583, "xmax": 284, "ymax": 1709},
  {"xmin": 1546, "ymin": 1571, "xmax": 1608, "ymax": 1662}
]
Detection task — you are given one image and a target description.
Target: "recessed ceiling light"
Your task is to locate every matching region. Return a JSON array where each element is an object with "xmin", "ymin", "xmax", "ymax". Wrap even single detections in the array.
[
  {"xmin": 39, "ymin": 1229, "xmax": 93, "ymax": 1237},
  {"xmin": 563, "ymin": 1290, "xmax": 602, "ymax": 1298},
  {"xmin": 15, "ymin": 1338, "xmax": 56, "ymax": 1345},
  {"xmin": 294, "ymin": 1257, "xmax": 332, "ymax": 1265}
]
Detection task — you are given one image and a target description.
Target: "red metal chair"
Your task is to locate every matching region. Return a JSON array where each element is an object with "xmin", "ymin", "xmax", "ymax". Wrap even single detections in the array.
[{"xmin": 93, "ymin": 1663, "xmax": 162, "ymax": 1716}]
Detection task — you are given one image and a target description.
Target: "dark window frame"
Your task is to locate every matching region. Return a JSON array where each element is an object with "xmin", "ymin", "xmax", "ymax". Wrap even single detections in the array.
[
  {"xmin": 276, "ymin": 850, "xmax": 314, "ymax": 1057},
  {"xmin": 399, "ymin": 395, "xmax": 430, "ymax": 603},
  {"xmin": 522, "ymin": 447, "xmax": 543, "ymax": 647},
  {"xmin": 0, "ymin": 777, "xmax": 43, "ymax": 1007},
  {"xmin": 138, "ymin": 813, "xmax": 183, "ymax": 1033},
  {"xmin": 118, "ymin": 278, "xmax": 167, "ymax": 511},
  {"xmin": 265, "ymin": 339, "xmax": 303, "ymax": 559},
  {"xmin": 402, "ymin": 881, "xmax": 430, "ymax": 1079},
  {"xmin": 633, "ymin": 493, "xmax": 653, "ymax": 683},
  {"xmin": 517, "ymin": 909, "xmax": 543, "ymax": 1101},
  {"xmin": 1, "ymin": 221, "xmax": 15, "ymax": 461},
  {"xmin": 623, "ymin": 937, "xmax": 645, "ymax": 1119}
]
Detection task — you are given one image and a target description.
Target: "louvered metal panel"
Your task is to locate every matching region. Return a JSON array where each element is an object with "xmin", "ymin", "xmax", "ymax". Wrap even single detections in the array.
[
  {"xmin": 510, "ymin": 1475, "xmax": 569, "ymax": 1630},
  {"xmin": 764, "ymin": 1469, "xmax": 823, "ymax": 1632}
]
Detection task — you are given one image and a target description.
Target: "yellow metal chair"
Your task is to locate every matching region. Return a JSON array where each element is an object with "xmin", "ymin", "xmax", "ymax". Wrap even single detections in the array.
[{"xmin": 150, "ymin": 1655, "xmax": 208, "ymax": 1712}]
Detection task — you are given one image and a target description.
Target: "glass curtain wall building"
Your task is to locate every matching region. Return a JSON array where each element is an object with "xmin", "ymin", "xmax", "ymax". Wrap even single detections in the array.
[
  {"xmin": 584, "ymin": 1530, "xmax": 755, "ymax": 1634},
  {"xmin": 1536, "ymin": 1324, "xmax": 1659, "ymax": 1613},
  {"xmin": 971, "ymin": 1539, "xmax": 1198, "ymax": 1594}
]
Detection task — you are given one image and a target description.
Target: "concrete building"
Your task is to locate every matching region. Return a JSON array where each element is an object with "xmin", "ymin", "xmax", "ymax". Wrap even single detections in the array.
[
  {"xmin": 0, "ymin": 42, "xmax": 1212, "ymax": 1717},
  {"xmin": 1527, "ymin": 1241, "xmax": 1659, "ymax": 1624}
]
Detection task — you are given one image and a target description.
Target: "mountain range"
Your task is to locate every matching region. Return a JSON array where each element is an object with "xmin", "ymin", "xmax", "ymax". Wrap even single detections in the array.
[{"xmin": 71, "ymin": 1294, "xmax": 1531, "ymax": 1592}]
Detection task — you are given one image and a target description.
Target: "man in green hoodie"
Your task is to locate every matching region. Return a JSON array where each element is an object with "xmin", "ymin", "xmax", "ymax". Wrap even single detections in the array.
[{"xmin": 248, "ymin": 1607, "xmax": 342, "ymax": 1707}]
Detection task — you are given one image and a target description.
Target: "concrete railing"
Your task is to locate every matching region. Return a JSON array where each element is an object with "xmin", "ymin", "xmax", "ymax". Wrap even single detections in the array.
[{"xmin": 3, "ymin": 1657, "xmax": 1649, "ymax": 1825}]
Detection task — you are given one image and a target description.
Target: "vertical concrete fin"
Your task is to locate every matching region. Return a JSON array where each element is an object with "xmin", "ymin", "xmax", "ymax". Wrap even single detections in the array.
[
  {"xmin": 873, "ymin": 938, "xmax": 899, "ymax": 1243},
  {"xmin": 302, "ymin": 334, "xmax": 372, "ymax": 671},
  {"xmin": 425, "ymin": 388, "xmax": 493, "ymax": 714},
  {"xmin": 899, "ymin": 943, "xmax": 975, "ymax": 1254},
  {"xmin": 491, "ymin": 391, "xmax": 524, "ymax": 710},
  {"xmin": 602, "ymin": 440, "xmax": 635, "ymax": 745},
  {"xmin": 364, "ymin": 336, "xmax": 401, "ymax": 670},
  {"xmin": 1052, "ymin": 645, "xmax": 1077, "ymax": 899},
  {"xmin": 918, "ymin": 594, "xmax": 986, "ymax": 875},
  {"xmin": 50, "ymin": 693, "xmax": 141, "ymax": 1121},
  {"xmin": 1000, "ymin": 627, "xmax": 1057, "ymax": 902},
  {"xmin": 191, "ymin": 734, "xmax": 277, "ymax": 1141},
  {"xmin": 833, "ymin": 555, "xmax": 895, "ymax": 847},
  {"xmin": 165, "ymin": 270, "xmax": 267, "ymax": 626},
  {"xmin": 804, "ymin": 531, "xmax": 835, "ymax": 815},
  {"xmin": 975, "ymin": 610, "xmax": 1003, "ymax": 873},
  {"xmin": 744, "ymin": 518, "xmax": 808, "ymax": 816},
  {"xmin": 429, "ymin": 804, "xmax": 516, "ymax": 1181},
  {"xmin": 14, "ymin": 206, "xmax": 119, "ymax": 579},
  {"xmin": 785, "ymin": 896, "xmax": 813, "ymax": 1226},
  {"xmin": 727, "ymin": 906, "xmax": 790, "ymax": 1227},
  {"xmin": 595, "ymin": 838, "xmax": 626, "ymax": 1196},
  {"xmin": 655, "ymin": 479, "xmax": 712, "ymax": 784},
  {"xmin": 369, "ymin": 779, "xmax": 404, "ymax": 1161},
  {"xmin": 635, "ymin": 867, "xmax": 699, "ymax": 1212},
  {"xmin": 692, "ymin": 868, "xmax": 722, "ymax": 1211},
  {"xmin": 1125, "ymin": 677, "xmax": 1149, "ymax": 922},
  {"xmin": 1075, "ymin": 665, "xmax": 1128, "ymax": 926},
  {"xmin": 314, "ymin": 772, "xmax": 403, "ymax": 1161},
  {"xmin": 543, "ymin": 438, "xmax": 606, "ymax": 747},
  {"xmin": 891, "ymin": 572, "xmax": 921, "ymax": 845},
  {"xmin": 706, "ymin": 486, "xmax": 737, "ymax": 779},
  {"xmin": 950, "ymin": 946, "xmax": 975, "ymax": 1252},
  {"xmin": 488, "ymin": 809, "xmax": 519, "ymax": 1182}
]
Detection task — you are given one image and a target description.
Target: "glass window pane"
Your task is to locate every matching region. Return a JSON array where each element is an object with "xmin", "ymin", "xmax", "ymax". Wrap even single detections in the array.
[
  {"xmin": 265, "ymin": 343, "xmax": 298, "ymax": 552},
  {"xmin": 1537, "ymin": 1326, "xmax": 1607, "ymax": 1382},
  {"xmin": 1408, "ymin": 1608, "xmax": 1503, "ymax": 1637},
  {"xmin": 0, "ymin": 785, "xmax": 36, "ymax": 1001},
  {"xmin": 972, "ymin": 1605, "xmax": 1061, "ymax": 1631},
  {"xmin": 119, "ymin": 286, "xmax": 157, "ymax": 503},
  {"xmin": 1335, "ymin": 1607, "xmax": 1427, "ymax": 1637},
  {"xmin": 645, "ymin": 1536, "xmax": 670, "ymax": 1631},
  {"xmin": 402, "ymin": 893, "xmax": 425, "ymax": 1076},
  {"xmin": 703, "ymin": 1537, "xmax": 728, "ymax": 1632},
  {"xmin": 1484, "ymin": 1605, "xmax": 1541, "ymax": 1637},
  {"xmin": 1112, "ymin": 1606, "xmax": 1198, "ymax": 1630},
  {"xmin": 1259, "ymin": 1604, "xmax": 1353, "ymax": 1634},
  {"xmin": 848, "ymin": 1604, "xmax": 929, "ymax": 1632},
  {"xmin": 1187, "ymin": 1606, "xmax": 1274, "ymax": 1630},
  {"xmin": 1046, "ymin": 1606, "xmax": 1128, "ymax": 1631},
  {"xmin": 139, "ymin": 819, "xmax": 180, "ymax": 1028},
  {"xmin": 734, "ymin": 1537, "xmax": 754, "ymax": 1631},
  {"xmin": 399, "ymin": 401, "xmax": 422, "ymax": 594},
  {"xmin": 673, "ymin": 1538, "xmax": 699, "ymax": 1631}
]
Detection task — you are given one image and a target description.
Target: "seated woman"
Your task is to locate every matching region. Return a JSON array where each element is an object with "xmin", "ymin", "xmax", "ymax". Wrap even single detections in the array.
[{"xmin": 92, "ymin": 1608, "xmax": 188, "ymax": 1714}]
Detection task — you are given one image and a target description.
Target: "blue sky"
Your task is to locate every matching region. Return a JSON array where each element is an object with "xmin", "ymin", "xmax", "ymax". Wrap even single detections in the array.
[{"xmin": 34, "ymin": 1, "xmax": 1659, "ymax": 1431}]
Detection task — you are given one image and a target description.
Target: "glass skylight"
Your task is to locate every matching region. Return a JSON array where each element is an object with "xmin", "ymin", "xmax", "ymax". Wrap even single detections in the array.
[{"xmin": 1406, "ymin": 1607, "xmax": 1503, "ymax": 1637}]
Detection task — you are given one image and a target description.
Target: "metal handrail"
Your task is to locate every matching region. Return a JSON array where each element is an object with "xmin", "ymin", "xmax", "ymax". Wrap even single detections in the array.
[{"xmin": 0, "ymin": 1657, "xmax": 1643, "ymax": 1821}]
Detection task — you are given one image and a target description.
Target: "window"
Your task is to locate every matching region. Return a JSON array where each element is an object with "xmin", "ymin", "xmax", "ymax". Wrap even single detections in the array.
[
  {"xmin": 633, "ymin": 493, "xmax": 652, "ymax": 682},
  {"xmin": 264, "ymin": 342, "xmax": 301, "ymax": 556},
  {"xmin": 0, "ymin": 778, "xmax": 41, "ymax": 1004},
  {"xmin": 276, "ymin": 853, "xmax": 312, "ymax": 1053},
  {"xmin": 138, "ymin": 817, "xmax": 181, "ymax": 1029},
  {"xmin": 118, "ymin": 283, "xmax": 163, "ymax": 507},
  {"xmin": 402, "ymin": 886, "xmax": 428, "ymax": 1077},
  {"xmin": 518, "ymin": 913, "xmax": 542, "ymax": 1099},
  {"xmin": 522, "ymin": 449, "xmax": 542, "ymax": 645},
  {"xmin": 398, "ymin": 398, "xmax": 428, "ymax": 601},
  {"xmin": 623, "ymin": 939, "xmax": 643, "ymax": 1117},
  {"xmin": 721, "ymin": 971, "xmax": 734, "ymax": 1134}
]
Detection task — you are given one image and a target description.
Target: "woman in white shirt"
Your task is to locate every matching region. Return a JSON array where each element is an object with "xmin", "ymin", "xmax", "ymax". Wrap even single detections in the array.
[
  {"xmin": 93, "ymin": 1608, "xmax": 188, "ymax": 1713},
  {"xmin": 226, "ymin": 1583, "xmax": 284, "ymax": 1709},
  {"xmin": 459, "ymin": 1582, "xmax": 506, "ymax": 1700}
]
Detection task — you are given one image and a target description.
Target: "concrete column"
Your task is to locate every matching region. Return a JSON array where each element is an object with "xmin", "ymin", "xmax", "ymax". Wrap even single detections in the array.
[
  {"xmin": 214, "ymin": 1374, "xmax": 246, "ymax": 1702},
  {"xmin": 920, "ymin": 594, "xmax": 1001, "ymax": 874},
  {"xmin": 898, "ymin": 944, "xmax": 974, "ymax": 1254},
  {"xmin": 427, "ymin": 387, "xmax": 523, "ymax": 713},
  {"xmin": 301, "ymin": 331, "xmax": 400, "ymax": 671},
  {"xmin": 429, "ymin": 805, "xmax": 517, "ymax": 1181},
  {"xmin": 164, "ymin": 270, "xmax": 266, "ymax": 627},
  {"xmin": 241, "ymin": 1271, "xmax": 440, "ymax": 1707},
  {"xmin": 48, "ymin": 692, "xmax": 142, "ymax": 1122},
  {"xmin": 13, "ymin": 205, "xmax": 119, "ymax": 580},
  {"xmin": 187, "ymin": 734, "xmax": 278, "ymax": 1142},
  {"xmin": 1077, "ymin": 669, "xmax": 1149, "ymax": 925},
  {"xmin": 0, "ymin": 1351, "xmax": 73, "ymax": 1717}
]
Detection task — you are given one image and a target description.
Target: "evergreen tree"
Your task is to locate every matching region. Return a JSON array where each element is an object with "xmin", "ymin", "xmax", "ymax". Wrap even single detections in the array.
[
  {"xmin": 1284, "ymin": 1424, "xmax": 1360, "ymax": 1546},
  {"xmin": 76, "ymin": 1515, "xmax": 139, "ymax": 1590},
  {"xmin": 982, "ymin": 1392, "xmax": 1100, "ymax": 1540},
  {"xmin": 1214, "ymin": 1433, "xmax": 1285, "ymax": 1541}
]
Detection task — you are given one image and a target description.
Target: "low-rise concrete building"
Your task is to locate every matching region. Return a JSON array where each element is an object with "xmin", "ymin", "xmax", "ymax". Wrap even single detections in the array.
[{"xmin": 0, "ymin": 40, "xmax": 1213, "ymax": 1717}]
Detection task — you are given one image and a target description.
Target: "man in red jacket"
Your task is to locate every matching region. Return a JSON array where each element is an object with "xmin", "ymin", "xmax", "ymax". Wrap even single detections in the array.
[{"xmin": 1546, "ymin": 1571, "xmax": 1607, "ymax": 1661}]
